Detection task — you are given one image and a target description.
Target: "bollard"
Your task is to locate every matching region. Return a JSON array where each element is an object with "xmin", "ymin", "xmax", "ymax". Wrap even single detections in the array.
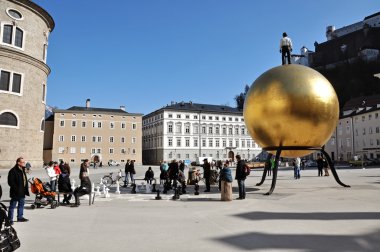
[
  {"xmin": 91, "ymin": 183, "xmax": 95, "ymax": 194},
  {"xmin": 155, "ymin": 190, "xmax": 162, "ymax": 200},
  {"xmin": 100, "ymin": 177, "xmax": 104, "ymax": 185},
  {"xmin": 102, "ymin": 184, "xmax": 106, "ymax": 195},
  {"xmin": 105, "ymin": 188, "xmax": 110, "ymax": 198},
  {"xmin": 95, "ymin": 186, "xmax": 101, "ymax": 196},
  {"xmin": 71, "ymin": 179, "xmax": 76, "ymax": 191},
  {"xmin": 181, "ymin": 181, "xmax": 187, "ymax": 194},
  {"xmin": 115, "ymin": 180, "xmax": 121, "ymax": 194},
  {"xmin": 152, "ymin": 183, "xmax": 157, "ymax": 193},
  {"xmin": 194, "ymin": 183, "xmax": 200, "ymax": 195}
]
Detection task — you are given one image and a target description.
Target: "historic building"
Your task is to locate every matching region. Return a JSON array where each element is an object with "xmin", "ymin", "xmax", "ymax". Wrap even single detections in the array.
[
  {"xmin": 0, "ymin": 0, "xmax": 54, "ymax": 168},
  {"xmin": 142, "ymin": 102, "xmax": 262, "ymax": 165},
  {"xmin": 325, "ymin": 98, "xmax": 380, "ymax": 161},
  {"xmin": 43, "ymin": 99, "xmax": 143, "ymax": 166}
]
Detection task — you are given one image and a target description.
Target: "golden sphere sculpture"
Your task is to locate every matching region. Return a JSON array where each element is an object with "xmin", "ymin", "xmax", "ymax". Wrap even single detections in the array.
[{"xmin": 244, "ymin": 64, "xmax": 339, "ymax": 158}]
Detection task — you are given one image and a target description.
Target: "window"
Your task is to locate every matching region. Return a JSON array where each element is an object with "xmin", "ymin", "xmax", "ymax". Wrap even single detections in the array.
[
  {"xmin": 194, "ymin": 139, "xmax": 198, "ymax": 147},
  {"xmin": 71, "ymin": 136, "xmax": 76, "ymax": 142},
  {"xmin": 120, "ymin": 137, "xmax": 125, "ymax": 143},
  {"xmin": 176, "ymin": 138, "xmax": 181, "ymax": 147},
  {"xmin": 168, "ymin": 124, "xmax": 173, "ymax": 133},
  {"xmin": 59, "ymin": 135, "xmax": 64, "ymax": 142},
  {"xmin": 0, "ymin": 112, "xmax": 17, "ymax": 127},
  {"xmin": 228, "ymin": 117, "xmax": 232, "ymax": 121},
  {"xmin": 98, "ymin": 136, "xmax": 102, "ymax": 142},
  {"xmin": 81, "ymin": 136, "xmax": 86, "ymax": 142},
  {"xmin": 346, "ymin": 126, "xmax": 350, "ymax": 134},
  {"xmin": 222, "ymin": 139, "xmax": 226, "ymax": 147},
  {"xmin": 0, "ymin": 70, "xmax": 22, "ymax": 94},
  {"xmin": 185, "ymin": 125, "xmax": 190, "ymax": 133},
  {"xmin": 132, "ymin": 137, "xmax": 136, "ymax": 144},
  {"xmin": 222, "ymin": 117, "xmax": 226, "ymax": 121},
  {"xmin": 132, "ymin": 149, "xmax": 136, "ymax": 154},
  {"xmin": 202, "ymin": 126, "xmax": 206, "ymax": 134},
  {"xmin": 42, "ymin": 83, "xmax": 46, "ymax": 102},
  {"xmin": 98, "ymin": 122, "xmax": 102, "ymax": 128},
  {"xmin": 228, "ymin": 128, "xmax": 233, "ymax": 135},
  {"xmin": 72, "ymin": 121, "xmax": 76, "ymax": 127},
  {"xmin": 168, "ymin": 138, "xmax": 173, "ymax": 147},
  {"xmin": 222, "ymin": 127, "xmax": 227, "ymax": 135},
  {"xmin": 176, "ymin": 124, "xmax": 181, "ymax": 133},
  {"xmin": 346, "ymin": 138, "xmax": 351, "ymax": 147},
  {"xmin": 7, "ymin": 9, "xmax": 23, "ymax": 20},
  {"xmin": 177, "ymin": 114, "xmax": 181, "ymax": 119},
  {"xmin": 241, "ymin": 128, "xmax": 245, "ymax": 135},
  {"xmin": 81, "ymin": 121, "xmax": 86, "ymax": 128},
  {"xmin": 216, "ymin": 139, "xmax": 220, "ymax": 147},
  {"xmin": 2, "ymin": 24, "xmax": 24, "ymax": 49},
  {"xmin": 247, "ymin": 141, "xmax": 251, "ymax": 148},
  {"xmin": 185, "ymin": 138, "xmax": 190, "ymax": 147},
  {"xmin": 121, "ymin": 148, "xmax": 126, "ymax": 154},
  {"xmin": 194, "ymin": 115, "xmax": 198, "ymax": 120},
  {"xmin": 80, "ymin": 147, "xmax": 86, "ymax": 154},
  {"xmin": 202, "ymin": 116, "xmax": 206, "ymax": 120},
  {"xmin": 241, "ymin": 140, "xmax": 245, "ymax": 147},
  {"xmin": 58, "ymin": 147, "xmax": 64, "ymax": 154},
  {"xmin": 121, "ymin": 122, "xmax": 126, "ymax": 129},
  {"xmin": 208, "ymin": 127, "xmax": 213, "ymax": 134},
  {"xmin": 186, "ymin": 115, "xmax": 190, "ymax": 119},
  {"xmin": 109, "ymin": 136, "xmax": 114, "ymax": 143},
  {"xmin": 216, "ymin": 127, "xmax": 220, "ymax": 134},
  {"xmin": 168, "ymin": 114, "xmax": 173, "ymax": 118},
  {"xmin": 209, "ymin": 139, "xmax": 213, "ymax": 147},
  {"xmin": 235, "ymin": 127, "xmax": 239, "ymax": 135},
  {"xmin": 109, "ymin": 148, "xmax": 114, "ymax": 154},
  {"xmin": 193, "ymin": 125, "xmax": 199, "ymax": 134},
  {"xmin": 208, "ymin": 116, "xmax": 212, "ymax": 120},
  {"xmin": 70, "ymin": 147, "xmax": 76, "ymax": 154},
  {"xmin": 235, "ymin": 140, "xmax": 239, "ymax": 147},
  {"xmin": 215, "ymin": 116, "xmax": 219, "ymax": 120},
  {"xmin": 369, "ymin": 127, "xmax": 373, "ymax": 134},
  {"xmin": 376, "ymin": 127, "xmax": 380, "ymax": 133},
  {"xmin": 229, "ymin": 140, "xmax": 233, "ymax": 147},
  {"xmin": 110, "ymin": 122, "xmax": 115, "ymax": 129},
  {"xmin": 132, "ymin": 123, "xmax": 137, "ymax": 130},
  {"xmin": 202, "ymin": 139, "xmax": 206, "ymax": 147},
  {"xmin": 186, "ymin": 154, "xmax": 189, "ymax": 159}
]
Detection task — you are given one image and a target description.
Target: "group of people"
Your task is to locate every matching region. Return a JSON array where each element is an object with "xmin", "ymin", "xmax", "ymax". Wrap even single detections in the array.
[{"xmin": 5, "ymin": 157, "xmax": 93, "ymax": 225}]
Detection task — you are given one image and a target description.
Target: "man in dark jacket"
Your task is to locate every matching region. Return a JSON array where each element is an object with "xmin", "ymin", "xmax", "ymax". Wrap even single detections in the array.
[
  {"xmin": 235, "ymin": 155, "xmax": 246, "ymax": 200},
  {"xmin": 203, "ymin": 159, "xmax": 211, "ymax": 192},
  {"xmin": 58, "ymin": 164, "xmax": 73, "ymax": 204},
  {"xmin": 8, "ymin": 157, "xmax": 29, "ymax": 224}
]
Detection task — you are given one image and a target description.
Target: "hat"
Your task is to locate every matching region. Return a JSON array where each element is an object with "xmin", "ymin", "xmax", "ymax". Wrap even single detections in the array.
[{"xmin": 203, "ymin": 158, "xmax": 208, "ymax": 161}]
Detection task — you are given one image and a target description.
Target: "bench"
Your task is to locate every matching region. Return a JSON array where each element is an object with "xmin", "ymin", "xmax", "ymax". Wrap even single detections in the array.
[{"xmin": 56, "ymin": 191, "xmax": 95, "ymax": 206}]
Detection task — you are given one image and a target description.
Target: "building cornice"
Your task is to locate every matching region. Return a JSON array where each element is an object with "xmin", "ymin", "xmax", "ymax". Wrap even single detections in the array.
[
  {"xmin": 9, "ymin": 0, "xmax": 55, "ymax": 31},
  {"xmin": 0, "ymin": 46, "xmax": 51, "ymax": 75}
]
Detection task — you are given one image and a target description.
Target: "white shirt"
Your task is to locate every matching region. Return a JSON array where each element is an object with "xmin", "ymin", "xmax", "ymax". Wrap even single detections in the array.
[
  {"xmin": 280, "ymin": 37, "xmax": 292, "ymax": 49},
  {"xmin": 46, "ymin": 166, "xmax": 57, "ymax": 181}
]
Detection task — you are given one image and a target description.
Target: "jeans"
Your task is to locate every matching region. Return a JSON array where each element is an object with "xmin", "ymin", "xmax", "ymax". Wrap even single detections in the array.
[
  {"xmin": 281, "ymin": 46, "xmax": 291, "ymax": 65},
  {"xmin": 50, "ymin": 180, "xmax": 57, "ymax": 192},
  {"xmin": 125, "ymin": 172, "xmax": 134, "ymax": 185},
  {"xmin": 295, "ymin": 166, "xmax": 300, "ymax": 179},
  {"xmin": 8, "ymin": 197, "xmax": 25, "ymax": 221},
  {"xmin": 237, "ymin": 179, "xmax": 246, "ymax": 199}
]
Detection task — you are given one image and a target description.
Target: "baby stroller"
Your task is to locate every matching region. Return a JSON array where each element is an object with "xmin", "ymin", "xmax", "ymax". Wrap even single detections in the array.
[{"xmin": 28, "ymin": 178, "xmax": 58, "ymax": 209}]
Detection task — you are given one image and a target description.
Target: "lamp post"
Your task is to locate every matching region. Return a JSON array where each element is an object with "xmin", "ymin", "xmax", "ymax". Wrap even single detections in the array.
[{"xmin": 248, "ymin": 148, "xmax": 250, "ymax": 160}]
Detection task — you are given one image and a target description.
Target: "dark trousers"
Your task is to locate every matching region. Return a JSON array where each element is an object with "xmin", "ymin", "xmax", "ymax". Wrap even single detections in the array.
[
  {"xmin": 318, "ymin": 167, "xmax": 323, "ymax": 176},
  {"xmin": 281, "ymin": 46, "xmax": 291, "ymax": 65},
  {"xmin": 237, "ymin": 179, "xmax": 246, "ymax": 199},
  {"xmin": 8, "ymin": 197, "xmax": 25, "ymax": 221},
  {"xmin": 74, "ymin": 187, "xmax": 90, "ymax": 204},
  {"xmin": 205, "ymin": 177, "xmax": 210, "ymax": 191}
]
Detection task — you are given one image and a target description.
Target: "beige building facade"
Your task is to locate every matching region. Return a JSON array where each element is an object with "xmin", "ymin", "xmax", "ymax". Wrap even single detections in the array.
[
  {"xmin": 325, "ymin": 106, "xmax": 380, "ymax": 161},
  {"xmin": 44, "ymin": 100, "xmax": 143, "ymax": 167},
  {"xmin": 0, "ymin": 0, "xmax": 54, "ymax": 168}
]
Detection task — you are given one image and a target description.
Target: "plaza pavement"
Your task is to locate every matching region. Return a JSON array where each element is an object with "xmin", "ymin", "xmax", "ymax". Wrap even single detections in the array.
[{"xmin": 0, "ymin": 165, "xmax": 379, "ymax": 252}]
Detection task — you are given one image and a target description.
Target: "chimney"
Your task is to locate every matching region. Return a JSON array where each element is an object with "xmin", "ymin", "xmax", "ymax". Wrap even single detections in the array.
[
  {"xmin": 86, "ymin": 99, "xmax": 90, "ymax": 108},
  {"xmin": 120, "ymin": 106, "xmax": 125, "ymax": 111}
]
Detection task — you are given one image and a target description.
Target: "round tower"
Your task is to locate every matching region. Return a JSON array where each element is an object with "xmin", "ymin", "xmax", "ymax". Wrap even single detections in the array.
[{"xmin": 0, "ymin": 0, "xmax": 54, "ymax": 168}]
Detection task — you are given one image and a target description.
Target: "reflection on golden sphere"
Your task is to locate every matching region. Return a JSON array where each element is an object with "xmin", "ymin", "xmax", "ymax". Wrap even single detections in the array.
[{"xmin": 244, "ymin": 64, "xmax": 339, "ymax": 158}]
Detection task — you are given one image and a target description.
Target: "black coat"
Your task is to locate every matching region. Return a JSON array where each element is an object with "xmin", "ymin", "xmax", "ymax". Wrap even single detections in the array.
[
  {"xmin": 58, "ymin": 173, "xmax": 72, "ymax": 193},
  {"xmin": 235, "ymin": 160, "xmax": 247, "ymax": 180},
  {"xmin": 8, "ymin": 165, "xmax": 29, "ymax": 199},
  {"xmin": 203, "ymin": 162, "xmax": 211, "ymax": 178}
]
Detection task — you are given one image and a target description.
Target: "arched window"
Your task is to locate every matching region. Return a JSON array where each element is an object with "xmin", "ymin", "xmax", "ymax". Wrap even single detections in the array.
[{"xmin": 0, "ymin": 112, "xmax": 17, "ymax": 126}]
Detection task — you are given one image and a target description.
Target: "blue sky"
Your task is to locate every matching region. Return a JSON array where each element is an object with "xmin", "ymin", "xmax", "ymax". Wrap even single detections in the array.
[{"xmin": 34, "ymin": 0, "xmax": 380, "ymax": 115}]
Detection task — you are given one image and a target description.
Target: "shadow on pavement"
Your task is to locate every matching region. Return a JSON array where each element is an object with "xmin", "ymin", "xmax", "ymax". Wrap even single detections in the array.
[
  {"xmin": 213, "ymin": 229, "xmax": 380, "ymax": 251},
  {"xmin": 232, "ymin": 211, "xmax": 380, "ymax": 221}
]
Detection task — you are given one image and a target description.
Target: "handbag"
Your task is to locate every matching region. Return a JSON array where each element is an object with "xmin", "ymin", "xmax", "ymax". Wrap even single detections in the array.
[{"xmin": 0, "ymin": 203, "xmax": 20, "ymax": 251}]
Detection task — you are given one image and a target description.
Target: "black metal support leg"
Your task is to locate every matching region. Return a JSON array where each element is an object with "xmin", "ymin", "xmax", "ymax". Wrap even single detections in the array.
[
  {"xmin": 264, "ymin": 149, "xmax": 282, "ymax": 195},
  {"xmin": 321, "ymin": 149, "xmax": 350, "ymax": 188},
  {"xmin": 256, "ymin": 153, "xmax": 272, "ymax": 186}
]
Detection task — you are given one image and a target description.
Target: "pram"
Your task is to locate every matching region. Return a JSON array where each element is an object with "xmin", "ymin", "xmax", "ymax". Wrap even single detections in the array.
[{"xmin": 28, "ymin": 178, "xmax": 58, "ymax": 209}]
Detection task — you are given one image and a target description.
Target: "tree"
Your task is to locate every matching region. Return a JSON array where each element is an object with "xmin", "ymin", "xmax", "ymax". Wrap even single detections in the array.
[{"xmin": 234, "ymin": 84, "xmax": 250, "ymax": 110}]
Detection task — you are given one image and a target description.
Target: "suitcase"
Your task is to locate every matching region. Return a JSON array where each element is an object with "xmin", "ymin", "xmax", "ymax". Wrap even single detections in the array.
[{"xmin": 221, "ymin": 181, "xmax": 232, "ymax": 201}]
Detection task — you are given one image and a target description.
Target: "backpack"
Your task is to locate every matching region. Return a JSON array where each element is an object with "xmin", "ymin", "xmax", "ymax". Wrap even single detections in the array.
[{"xmin": 244, "ymin": 163, "xmax": 251, "ymax": 176}]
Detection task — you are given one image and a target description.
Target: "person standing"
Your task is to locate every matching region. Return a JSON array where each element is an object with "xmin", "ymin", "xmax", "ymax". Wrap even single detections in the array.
[
  {"xmin": 323, "ymin": 158, "xmax": 330, "ymax": 176},
  {"xmin": 45, "ymin": 161, "xmax": 57, "ymax": 192},
  {"xmin": 316, "ymin": 154, "xmax": 324, "ymax": 177},
  {"xmin": 295, "ymin": 157, "xmax": 301, "ymax": 179},
  {"xmin": 72, "ymin": 159, "xmax": 91, "ymax": 207},
  {"xmin": 235, "ymin": 155, "xmax": 247, "ymax": 200},
  {"xmin": 8, "ymin": 157, "xmax": 29, "ymax": 224},
  {"xmin": 124, "ymin": 160, "xmax": 130, "ymax": 187},
  {"xmin": 220, "ymin": 162, "xmax": 233, "ymax": 201},
  {"xmin": 280, "ymin": 32, "xmax": 292, "ymax": 65},
  {"xmin": 129, "ymin": 160, "xmax": 136, "ymax": 184},
  {"xmin": 202, "ymin": 159, "xmax": 211, "ymax": 192}
]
